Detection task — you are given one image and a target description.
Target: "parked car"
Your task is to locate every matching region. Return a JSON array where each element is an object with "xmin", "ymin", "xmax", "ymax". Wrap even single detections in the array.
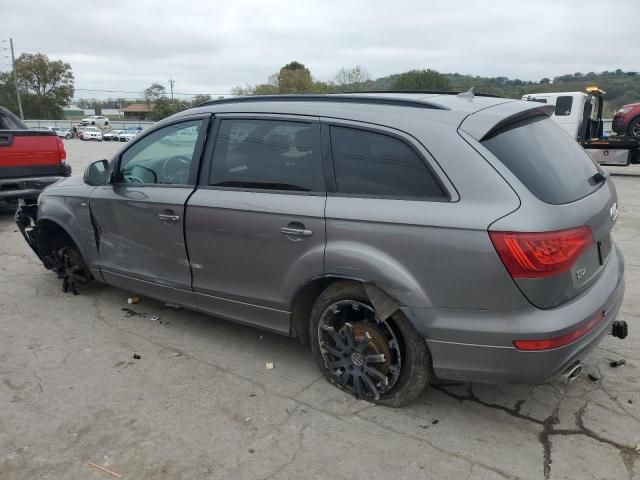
[
  {"xmin": 0, "ymin": 106, "xmax": 70, "ymax": 204},
  {"xmin": 46, "ymin": 126, "xmax": 72, "ymax": 139},
  {"xmin": 15, "ymin": 93, "xmax": 627, "ymax": 406},
  {"xmin": 612, "ymin": 102, "xmax": 640, "ymax": 137},
  {"xmin": 103, "ymin": 129, "xmax": 124, "ymax": 141},
  {"xmin": 80, "ymin": 127, "xmax": 103, "ymax": 141},
  {"xmin": 117, "ymin": 127, "xmax": 142, "ymax": 142},
  {"xmin": 81, "ymin": 115, "xmax": 109, "ymax": 127}
]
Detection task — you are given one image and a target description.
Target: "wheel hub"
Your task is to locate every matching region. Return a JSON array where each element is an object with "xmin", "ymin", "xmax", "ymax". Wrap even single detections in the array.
[{"xmin": 350, "ymin": 351, "xmax": 364, "ymax": 367}]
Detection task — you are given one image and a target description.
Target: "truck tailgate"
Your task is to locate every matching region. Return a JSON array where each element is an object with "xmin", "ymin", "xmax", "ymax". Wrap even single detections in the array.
[{"xmin": 0, "ymin": 130, "xmax": 65, "ymax": 178}]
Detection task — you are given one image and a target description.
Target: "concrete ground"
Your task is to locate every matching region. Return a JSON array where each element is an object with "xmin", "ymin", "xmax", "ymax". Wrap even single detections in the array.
[{"xmin": 1, "ymin": 139, "xmax": 639, "ymax": 480}]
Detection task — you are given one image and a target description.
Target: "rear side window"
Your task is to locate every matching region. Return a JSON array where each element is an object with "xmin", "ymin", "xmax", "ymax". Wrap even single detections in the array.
[
  {"xmin": 482, "ymin": 116, "xmax": 599, "ymax": 204},
  {"xmin": 0, "ymin": 109, "xmax": 26, "ymax": 129},
  {"xmin": 329, "ymin": 126, "xmax": 445, "ymax": 198},
  {"xmin": 554, "ymin": 96, "xmax": 573, "ymax": 116},
  {"xmin": 211, "ymin": 119, "xmax": 323, "ymax": 192}
]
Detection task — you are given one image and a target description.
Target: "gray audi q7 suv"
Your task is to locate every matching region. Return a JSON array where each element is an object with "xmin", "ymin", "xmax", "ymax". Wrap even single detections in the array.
[{"xmin": 16, "ymin": 92, "xmax": 627, "ymax": 406}]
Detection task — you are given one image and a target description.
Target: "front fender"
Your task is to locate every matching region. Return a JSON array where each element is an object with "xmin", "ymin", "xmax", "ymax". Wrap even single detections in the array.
[{"xmin": 38, "ymin": 193, "xmax": 99, "ymax": 270}]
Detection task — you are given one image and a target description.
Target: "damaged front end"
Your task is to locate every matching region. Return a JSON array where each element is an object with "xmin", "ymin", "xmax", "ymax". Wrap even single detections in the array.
[
  {"xmin": 15, "ymin": 203, "xmax": 93, "ymax": 294},
  {"xmin": 15, "ymin": 203, "xmax": 46, "ymax": 264}
]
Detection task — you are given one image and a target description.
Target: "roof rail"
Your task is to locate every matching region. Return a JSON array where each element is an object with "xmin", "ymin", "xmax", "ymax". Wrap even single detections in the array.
[
  {"xmin": 197, "ymin": 94, "xmax": 449, "ymax": 110},
  {"xmin": 344, "ymin": 89, "xmax": 503, "ymax": 98}
]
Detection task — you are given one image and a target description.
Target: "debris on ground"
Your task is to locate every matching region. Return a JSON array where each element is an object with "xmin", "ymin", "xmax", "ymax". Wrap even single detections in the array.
[
  {"xmin": 88, "ymin": 462, "xmax": 124, "ymax": 478},
  {"xmin": 133, "ymin": 353, "xmax": 141, "ymax": 360},
  {"xmin": 432, "ymin": 419, "xmax": 440, "ymax": 425},
  {"xmin": 249, "ymin": 394, "xmax": 257, "ymax": 397},
  {"xmin": 244, "ymin": 417, "xmax": 251, "ymax": 422},
  {"xmin": 172, "ymin": 352, "xmax": 181, "ymax": 357},
  {"xmin": 150, "ymin": 314, "xmax": 160, "ymax": 321},
  {"xmin": 259, "ymin": 335, "xmax": 264, "ymax": 340},
  {"xmin": 121, "ymin": 308, "xmax": 143, "ymax": 318},
  {"xmin": 635, "ymin": 443, "xmax": 640, "ymax": 453},
  {"xmin": 588, "ymin": 373, "xmax": 599, "ymax": 382},
  {"xmin": 248, "ymin": 448, "xmax": 255, "ymax": 454},
  {"xmin": 629, "ymin": 399, "xmax": 634, "ymax": 404},
  {"xmin": 265, "ymin": 362, "xmax": 274, "ymax": 370},
  {"xmin": 127, "ymin": 297, "xmax": 140, "ymax": 304},
  {"xmin": 610, "ymin": 359, "xmax": 627, "ymax": 368}
]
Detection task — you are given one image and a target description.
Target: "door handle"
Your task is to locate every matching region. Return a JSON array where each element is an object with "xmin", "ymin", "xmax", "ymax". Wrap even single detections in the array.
[
  {"xmin": 157, "ymin": 213, "xmax": 180, "ymax": 222},
  {"xmin": 280, "ymin": 226, "xmax": 312, "ymax": 237}
]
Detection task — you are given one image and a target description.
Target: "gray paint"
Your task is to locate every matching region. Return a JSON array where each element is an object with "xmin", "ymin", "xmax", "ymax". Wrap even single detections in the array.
[{"xmin": 23, "ymin": 93, "xmax": 625, "ymax": 386}]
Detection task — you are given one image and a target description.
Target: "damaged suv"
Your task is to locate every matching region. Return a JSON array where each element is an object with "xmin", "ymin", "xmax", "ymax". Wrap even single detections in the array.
[{"xmin": 16, "ymin": 93, "xmax": 627, "ymax": 406}]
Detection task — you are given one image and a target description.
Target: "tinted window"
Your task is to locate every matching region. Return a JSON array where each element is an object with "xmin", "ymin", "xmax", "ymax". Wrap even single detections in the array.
[
  {"xmin": 482, "ymin": 116, "xmax": 599, "ymax": 204},
  {"xmin": 211, "ymin": 119, "xmax": 323, "ymax": 192},
  {"xmin": 330, "ymin": 126, "xmax": 445, "ymax": 198},
  {"xmin": 0, "ymin": 109, "xmax": 26, "ymax": 129},
  {"xmin": 555, "ymin": 96, "xmax": 573, "ymax": 116},
  {"xmin": 119, "ymin": 120, "xmax": 203, "ymax": 185}
]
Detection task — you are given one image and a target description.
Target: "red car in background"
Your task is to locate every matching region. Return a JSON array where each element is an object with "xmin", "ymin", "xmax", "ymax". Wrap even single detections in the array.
[{"xmin": 613, "ymin": 103, "xmax": 640, "ymax": 137}]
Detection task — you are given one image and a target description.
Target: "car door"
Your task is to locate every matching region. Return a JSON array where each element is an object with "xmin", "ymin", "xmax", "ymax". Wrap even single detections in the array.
[
  {"xmin": 90, "ymin": 115, "xmax": 209, "ymax": 306},
  {"xmin": 185, "ymin": 115, "xmax": 326, "ymax": 334}
]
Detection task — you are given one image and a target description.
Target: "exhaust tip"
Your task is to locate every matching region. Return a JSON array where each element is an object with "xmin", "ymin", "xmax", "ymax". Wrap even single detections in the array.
[{"xmin": 562, "ymin": 363, "xmax": 582, "ymax": 383}]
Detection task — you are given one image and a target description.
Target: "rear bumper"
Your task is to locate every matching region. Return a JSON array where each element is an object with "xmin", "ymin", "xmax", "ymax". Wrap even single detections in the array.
[
  {"xmin": 403, "ymin": 244, "xmax": 626, "ymax": 384},
  {"xmin": 0, "ymin": 168, "xmax": 70, "ymax": 201}
]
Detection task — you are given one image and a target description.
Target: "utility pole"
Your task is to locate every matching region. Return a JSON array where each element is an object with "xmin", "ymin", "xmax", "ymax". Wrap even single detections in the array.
[
  {"xmin": 169, "ymin": 77, "xmax": 175, "ymax": 101},
  {"xmin": 9, "ymin": 38, "xmax": 24, "ymax": 120}
]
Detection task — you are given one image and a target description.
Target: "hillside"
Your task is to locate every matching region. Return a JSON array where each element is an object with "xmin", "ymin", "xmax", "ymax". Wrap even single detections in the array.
[{"xmin": 365, "ymin": 70, "xmax": 640, "ymax": 116}]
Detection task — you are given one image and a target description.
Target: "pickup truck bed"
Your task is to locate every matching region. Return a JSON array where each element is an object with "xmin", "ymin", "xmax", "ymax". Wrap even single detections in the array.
[{"xmin": 0, "ymin": 107, "xmax": 71, "ymax": 203}]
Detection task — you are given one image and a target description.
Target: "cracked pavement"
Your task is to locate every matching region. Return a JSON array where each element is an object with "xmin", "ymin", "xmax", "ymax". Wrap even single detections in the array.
[{"xmin": 0, "ymin": 141, "xmax": 639, "ymax": 480}]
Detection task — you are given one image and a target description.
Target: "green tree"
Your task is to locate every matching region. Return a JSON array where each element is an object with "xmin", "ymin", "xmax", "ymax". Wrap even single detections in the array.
[
  {"xmin": 393, "ymin": 69, "xmax": 450, "ymax": 91},
  {"xmin": 191, "ymin": 94, "xmax": 212, "ymax": 106},
  {"xmin": 152, "ymin": 97, "xmax": 187, "ymax": 121},
  {"xmin": 10, "ymin": 53, "xmax": 74, "ymax": 118},
  {"xmin": 277, "ymin": 62, "xmax": 313, "ymax": 93},
  {"xmin": 334, "ymin": 65, "xmax": 371, "ymax": 91},
  {"xmin": 144, "ymin": 82, "xmax": 166, "ymax": 105},
  {"xmin": 540, "ymin": 77, "xmax": 550, "ymax": 84}
]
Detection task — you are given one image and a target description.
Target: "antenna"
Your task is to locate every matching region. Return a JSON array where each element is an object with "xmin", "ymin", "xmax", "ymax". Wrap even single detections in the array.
[{"xmin": 457, "ymin": 86, "xmax": 475, "ymax": 100}]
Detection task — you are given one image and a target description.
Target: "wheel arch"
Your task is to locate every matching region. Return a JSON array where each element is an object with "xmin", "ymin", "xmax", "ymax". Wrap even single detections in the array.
[
  {"xmin": 36, "ymin": 216, "xmax": 89, "ymax": 267},
  {"xmin": 289, "ymin": 275, "xmax": 428, "ymax": 345}
]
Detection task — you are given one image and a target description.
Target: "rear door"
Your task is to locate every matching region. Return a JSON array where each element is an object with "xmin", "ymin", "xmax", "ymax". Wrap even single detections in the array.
[
  {"xmin": 185, "ymin": 115, "xmax": 326, "ymax": 333},
  {"xmin": 90, "ymin": 116, "xmax": 209, "ymax": 306}
]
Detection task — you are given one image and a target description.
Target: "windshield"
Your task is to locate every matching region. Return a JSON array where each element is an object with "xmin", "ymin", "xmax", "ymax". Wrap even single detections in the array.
[{"xmin": 482, "ymin": 116, "xmax": 600, "ymax": 204}]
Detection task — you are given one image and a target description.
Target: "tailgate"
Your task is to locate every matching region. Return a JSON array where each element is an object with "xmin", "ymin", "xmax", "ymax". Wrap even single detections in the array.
[
  {"xmin": 0, "ymin": 130, "xmax": 64, "ymax": 178},
  {"xmin": 465, "ymin": 107, "xmax": 618, "ymax": 309}
]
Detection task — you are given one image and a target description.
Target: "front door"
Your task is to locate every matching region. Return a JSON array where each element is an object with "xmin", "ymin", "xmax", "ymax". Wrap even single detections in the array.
[
  {"xmin": 185, "ymin": 116, "xmax": 326, "ymax": 333},
  {"xmin": 90, "ymin": 116, "xmax": 208, "ymax": 305}
]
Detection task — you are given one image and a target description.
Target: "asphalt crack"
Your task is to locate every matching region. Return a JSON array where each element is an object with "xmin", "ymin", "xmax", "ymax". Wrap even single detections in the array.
[{"xmin": 434, "ymin": 384, "xmax": 638, "ymax": 479}]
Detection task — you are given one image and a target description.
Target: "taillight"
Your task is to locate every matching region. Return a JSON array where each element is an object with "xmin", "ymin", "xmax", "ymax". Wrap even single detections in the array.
[
  {"xmin": 489, "ymin": 226, "xmax": 593, "ymax": 279},
  {"xmin": 56, "ymin": 137, "xmax": 67, "ymax": 161},
  {"xmin": 513, "ymin": 311, "xmax": 605, "ymax": 350}
]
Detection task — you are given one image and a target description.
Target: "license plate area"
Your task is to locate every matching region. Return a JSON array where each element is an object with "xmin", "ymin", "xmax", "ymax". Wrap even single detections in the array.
[{"xmin": 598, "ymin": 234, "xmax": 612, "ymax": 265}]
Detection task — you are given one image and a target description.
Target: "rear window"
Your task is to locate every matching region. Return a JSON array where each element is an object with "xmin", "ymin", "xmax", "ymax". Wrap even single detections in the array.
[
  {"xmin": 554, "ymin": 96, "xmax": 573, "ymax": 116},
  {"xmin": 482, "ymin": 116, "xmax": 599, "ymax": 204},
  {"xmin": 330, "ymin": 126, "xmax": 445, "ymax": 198}
]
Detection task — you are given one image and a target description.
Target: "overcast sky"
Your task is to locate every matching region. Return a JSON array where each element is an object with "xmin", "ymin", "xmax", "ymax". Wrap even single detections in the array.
[{"xmin": 3, "ymin": 0, "xmax": 638, "ymax": 100}]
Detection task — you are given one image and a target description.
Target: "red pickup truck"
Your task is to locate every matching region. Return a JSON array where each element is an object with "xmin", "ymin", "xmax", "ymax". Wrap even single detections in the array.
[{"xmin": 0, "ymin": 106, "xmax": 71, "ymax": 204}]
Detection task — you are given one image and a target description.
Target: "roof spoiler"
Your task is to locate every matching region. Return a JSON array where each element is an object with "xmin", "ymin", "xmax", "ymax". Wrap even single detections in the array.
[{"xmin": 480, "ymin": 105, "xmax": 554, "ymax": 141}]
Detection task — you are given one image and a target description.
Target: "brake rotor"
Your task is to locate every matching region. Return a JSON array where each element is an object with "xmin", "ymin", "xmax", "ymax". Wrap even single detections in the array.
[{"xmin": 352, "ymin": 322, "xmax": 392, "ymax": 375}]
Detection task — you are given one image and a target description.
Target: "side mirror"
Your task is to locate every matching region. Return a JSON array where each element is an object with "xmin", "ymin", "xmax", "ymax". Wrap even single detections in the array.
[{"xmin": 84, "ymin": 159, "xmax": 111, "ymax": 186}]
